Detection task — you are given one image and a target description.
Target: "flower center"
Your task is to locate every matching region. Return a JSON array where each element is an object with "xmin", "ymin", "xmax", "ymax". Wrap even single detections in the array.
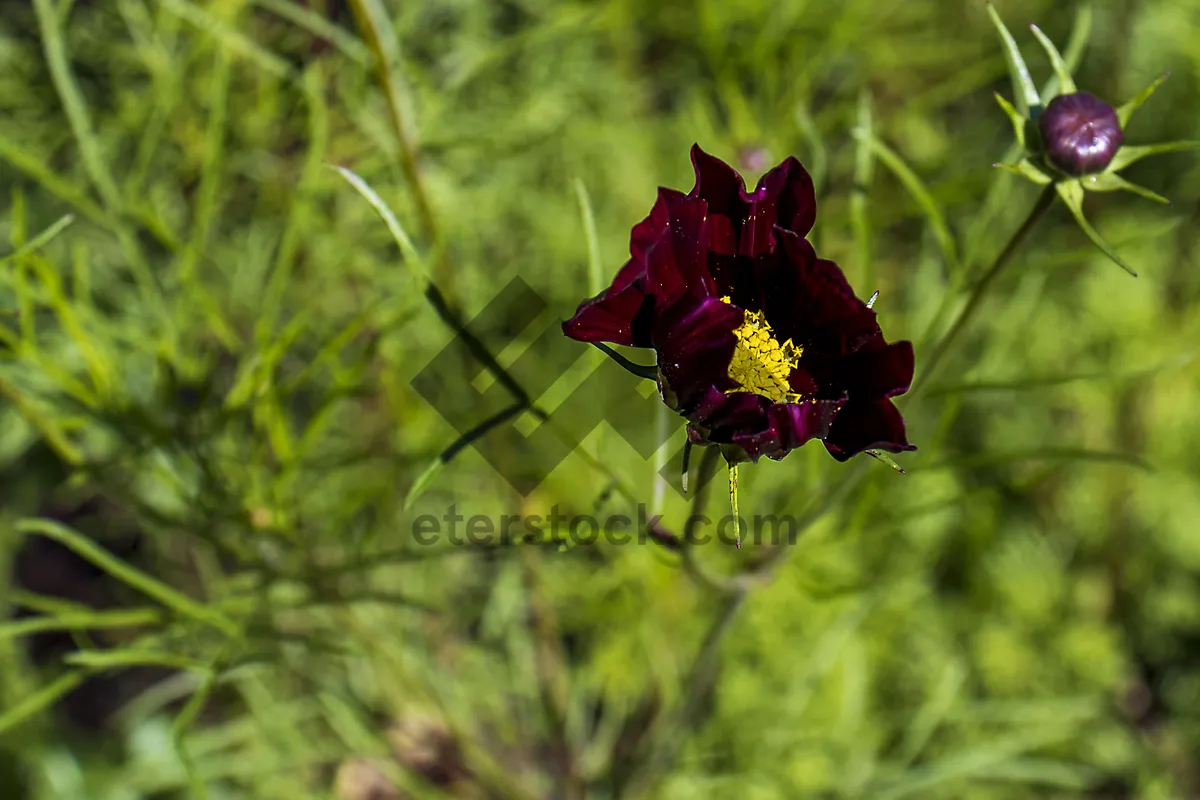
[{"xmin": 722, "ymin": 296, "xmax": 803, "ymax": 404}]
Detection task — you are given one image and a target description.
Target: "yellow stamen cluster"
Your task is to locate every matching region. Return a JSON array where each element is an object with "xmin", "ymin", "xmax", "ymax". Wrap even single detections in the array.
[{"xmin": 722, "ymin": 296, "xmax": 803, "ymax": 404}]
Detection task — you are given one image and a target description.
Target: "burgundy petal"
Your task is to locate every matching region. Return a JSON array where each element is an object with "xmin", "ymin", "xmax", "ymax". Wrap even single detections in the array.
[
  {"xmin": 562, "ymin": 258, "xmax": 655, "ymax": 346},
  {"xmin": 642, "ymin": 189, "xmax": 716, "ymax": 308},
  {"xmin": 835, "ymin": 338, "xmax": 914, "ymax": 399},
  {"xmin": 706, "ymin": 252, "xmax": 765, "ymax": 312},
  {"xmin": 689, "ymin": 145, "xmax": 818, "ymax": 258},
  {"xmin": 823, "ymin": 398, "xmax": 916, "ymax": 462},
  {"xmin": 786, "ymin": 364, "xmax": 820, "ymax": 398},
  {"xmin": 760, "ymin": 233, "xmax": 879, "ymax": 354},
  {"xmin": 732, "ymin": 399, "xmax": 844, "ymax": 461},
  {"xmin": 752, "ymin": 156, "xmax": 817, "ymax": 240},
  {"xmin": 653, "ymin": 296, "xmax": 741, "ymax": 410},
  {"xmin": 690, "ymin": 385, "xmax": 770, "ymax": 433},
  {"xmin": 689, "ymin": 144, "xmax": 747, "ymax": 221},
  {"xmin": 737, "ymin": 157, "xmax": 817, "ymax": 257},
  {"xmin": 630, "ymin": 191, "xmax": 671, "ymax": 264},
  {"xmin": 561, "ymin": 282, "xmax": 654, "ymax": 347}
]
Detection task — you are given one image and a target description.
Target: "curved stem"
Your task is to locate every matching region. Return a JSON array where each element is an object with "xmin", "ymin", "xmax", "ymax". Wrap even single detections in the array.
[
  {"xmin": 591, "ymin": 342, "xmax": 658, "ymax": 380},
  {"xmin": 913, "ymin": 184, "xmax": 1057, "ymax": 394}
]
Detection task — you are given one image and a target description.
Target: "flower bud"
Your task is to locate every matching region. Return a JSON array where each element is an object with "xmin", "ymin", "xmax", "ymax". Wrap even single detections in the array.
[{"xmin": 1038, "ymin": 91, "xmax": 1124, "ymax": 175}]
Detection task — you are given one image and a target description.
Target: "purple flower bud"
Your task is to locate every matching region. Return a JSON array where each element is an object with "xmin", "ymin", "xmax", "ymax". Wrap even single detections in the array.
[{"xmin": 1038, "ymin": 92, "xmax": 1124, "ymax": 175}]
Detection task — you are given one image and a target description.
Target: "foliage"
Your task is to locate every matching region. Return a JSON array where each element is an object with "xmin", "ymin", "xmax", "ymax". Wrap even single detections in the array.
[{"xmin": 1, "ymin": 0, "xmax": 1199, "ymax": 798}]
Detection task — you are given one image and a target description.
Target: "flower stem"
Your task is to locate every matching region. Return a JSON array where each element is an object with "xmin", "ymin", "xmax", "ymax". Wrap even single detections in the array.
[
  {"xmin": 679, "ymin": 448, "xmax": 752, "ymax": 595},
  {"xmin": 728, "ymin": 460, "xmax": 741, "ymax": 549},
  {"xmin": 681, "ymin": 439, "xmax": 693, "ymax": 494},
  {"xmin": 913, "ymin": 183, "xmax": 1057, "ymax": 393},
  {"xmin": 345, "ymin": 0, "xmax": 454, "ymax": 298},
  {"xmin": 591, "ymin": 342, "xmax": 658, "ymax": 380}
]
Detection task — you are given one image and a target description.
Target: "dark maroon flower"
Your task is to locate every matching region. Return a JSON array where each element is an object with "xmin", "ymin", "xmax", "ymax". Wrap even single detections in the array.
[
  {"xmin": 562, "ymin": 145, "xmax": 916, "ymax": 464},
  {"xmin": 1038, "ymin": 92, "xmax": 1124, "ymax": 176}
]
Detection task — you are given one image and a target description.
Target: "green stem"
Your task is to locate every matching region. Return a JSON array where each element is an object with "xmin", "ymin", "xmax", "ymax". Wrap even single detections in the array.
[
  {"xmin": 679, "ymin": 448, "xmax": 754, "ymax": 595},
  {"xmin": 346, "ymin": 0, "xmax": 454, "ymax": 299},
  {"xmin": 623, "ymin": 589, "xmax": 748, "ymax": 799},
  {"xmin": 914, "ymin": 184, "xmax": 1057, "ymax": 394}
]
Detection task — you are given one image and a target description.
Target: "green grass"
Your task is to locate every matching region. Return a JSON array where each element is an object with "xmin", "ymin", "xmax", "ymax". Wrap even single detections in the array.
[{"xmin": 2, "ymin": 0, "xmax": 1200, "ymax": 798}]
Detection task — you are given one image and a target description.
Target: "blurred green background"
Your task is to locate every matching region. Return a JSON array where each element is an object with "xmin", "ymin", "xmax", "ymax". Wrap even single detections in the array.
[{"xmin": 2, "ymin": 0, "xmax": 1200, "ymax": 797}]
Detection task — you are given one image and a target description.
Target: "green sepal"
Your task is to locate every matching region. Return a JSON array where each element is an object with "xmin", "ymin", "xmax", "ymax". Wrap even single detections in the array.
[
  {"xmin": 993, "ymin": 92, "xmax": 1028, "ymax": 149},
  {"xmin": 1028, "ymin": 24, "xmax": 1077, "ymax": 95},
  {"xmin": 1055, "ymin": 180, "xmax": 1137, "ymax": 276},
  {"xmin": 987, "ymin": 3, "xmax": 1041, "ymax": 118},
  {"xmin": 1039, "ymin": 3, "xmax": 1092, "ymax": 103},
  {"xmin": 1106, "ymin": 140, "xmax": 1200, "ymax": 173},
  {"xmin": 1082, "ymin": 172, "xmax": 1170, "ymax": 205},
  {"xmin": 1117, "ymin": 72, "xmax": 1169, "ymax": 128},
  {"xmin": 865, "ymin": 449, "xmax": 907, "ymax": 474},
  {"xmin": 994, "ymin": 158, "xmax": 1053, "ymax": 185}
]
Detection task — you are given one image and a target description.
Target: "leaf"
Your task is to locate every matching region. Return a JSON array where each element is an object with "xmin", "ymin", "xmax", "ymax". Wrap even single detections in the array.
[
  {"xmin": 925, "ymin": 351, "xmax": 1195, "ymax": 395},
  {"xmin": 854, "ymin": 131, "xmax": 959, "ymax": 275},
  {"xmin": 403, "ymin": 458, "xmax": 443, "ymax": 512},
  {"xmin": 573, "ymin": 178, "xmax": 604, "ymax": 297},
  {"xmin": 850, "ymin": 89, "xmax": 876, "ymax": 287},
  {"xmin": 332, "ymin": 164, "xmax": 428, "ymax": 285},
  {"xmin": 987, "ymin": 3, "xmax": 1040, "ymax": 117},
  {"xmin": 794, "ymin": 101, "xmax": 829, "ymax": 194},
  {"xmin": 1054, "ymin": 180, "xmax": 1137, "ymax": 276},
  {"xmin": 992, "ymin": 93, "xmax": 1027, "ymax": 149},
  {"xmin": 0, "ymin": 608, "xmax": 162, "ymax": 640},
  {"xmin": 160, "ymin": 0, "xmax": 296, "ymax": 81},
  {"xmin": 251, "ymin": 0, "xmax": 371, "ymax": 65},
  {"xmin": 926, "ymin": 446, "xmax": 1152, "ymax": 472},
  {"xmin": 15, "ymin": 518, "xmax": 240, "ymax": 636},
  {"xmin": 1116, "ymin": 72, "xmax": 1169, "ymax": 128},
  {"xmin": 1106, "ymin": 140, "xmax": 1200, "ymax": 173},
  {"xmin": 64, "ymin": 650, "xmax": 210, "ymax": 672},
  {"xmin": 1082, "ymin": 172, "xmax": 1170, "ymax": 204},
  {"xmin": 897, "ymin": 660, "xmax": 966, "ymax": 766},
  {"xmin": 0, "ymin": 134, "xmax": 106, "ymax": 225},
  {"xmin": 0, "ymin": 214, "xmax": 75, "ymax": 266},
  {"xmin": 993, "ymin": 159, "xmax": 1052, "ymax": 185},
  {"xmin": 0, "ymin": 377, "xmax": 84, "ymax": 466},
  {"xmin": 971, "ymin": 758, "xmax": 1100, "ymax": 790},
  {"xmin": 28, "ymin": 251, "xmax": 115, "ymax": 399},
  {"xmin": 0, "ymin": 672, "xmax": 86, "ymax": 736},
  {"xmin": 1028, "ymin": 24, "xmax": 1076, "ymax": 95},
  {"xmin": 258, "ymin": 64, "xmax": 331, "ymax": 343},
  {"xmin": 873, "ymin": 728, "xmax": 1081, "ymax": 800},
  {"xmin": 32, "ymin": 0, "xmax": 123, "ymax": 211}
]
